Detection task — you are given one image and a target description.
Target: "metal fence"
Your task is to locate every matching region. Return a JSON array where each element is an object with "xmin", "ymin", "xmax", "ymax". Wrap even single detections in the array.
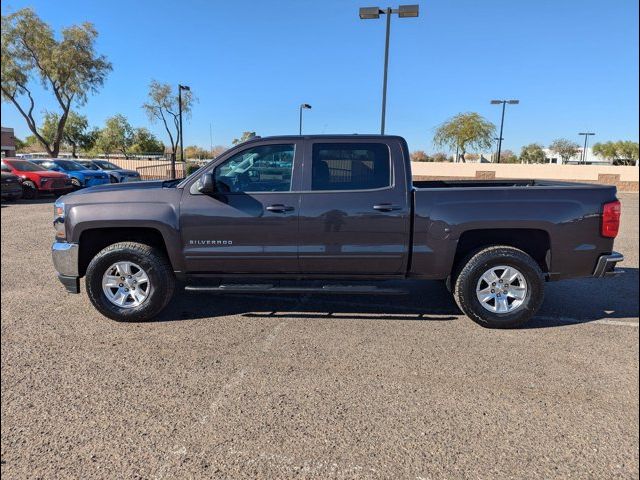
[{"xmin": 136, "ymin": 162, "xmax": 187, "ymax": 180}]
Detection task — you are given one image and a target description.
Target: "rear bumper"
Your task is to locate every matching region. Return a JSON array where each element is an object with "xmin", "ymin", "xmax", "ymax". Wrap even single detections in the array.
[
  {"xmin": 593, "ymin": 252, "xmax": 624, "ymax": 278},
  {"xmin": 52, "ymin": 241, "xmax": 80, "ymax": 293}
]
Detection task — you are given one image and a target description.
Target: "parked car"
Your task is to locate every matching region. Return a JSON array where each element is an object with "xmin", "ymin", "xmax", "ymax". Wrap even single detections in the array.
[
  {"xmin": 75, "ymin": 159, "xmax": 141, "ymax": 183},
  {"xmin": 31, "ymin": 159, "xmax": 110, "ymax": 189},
  {"xmin": 51, "ymin": 135, "xmax": 623, "ymax": 328},
  {"xmin": 1, "ymin": 158, "xmax": 73, "ymax": 199},
  {"xmin": 1, "ymin": 166, "xmax": 23, "ymax": 201}
]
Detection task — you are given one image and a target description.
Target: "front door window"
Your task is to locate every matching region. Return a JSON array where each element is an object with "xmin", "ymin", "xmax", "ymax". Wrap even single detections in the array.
[{"xmin": 214, "ymin": 144, "xmax": 295, "ymax": 193}]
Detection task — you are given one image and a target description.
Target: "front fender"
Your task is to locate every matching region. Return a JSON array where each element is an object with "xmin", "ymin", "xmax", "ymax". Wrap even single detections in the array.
[{"xmin": 66, "ymin": 201, "xmax": 184, "ymax": 272}]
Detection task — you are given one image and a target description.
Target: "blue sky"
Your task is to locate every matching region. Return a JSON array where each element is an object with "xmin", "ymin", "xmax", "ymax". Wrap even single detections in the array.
[{"xmin": 1, "ymin": 0, "xmax": 638, "ymax": 153}]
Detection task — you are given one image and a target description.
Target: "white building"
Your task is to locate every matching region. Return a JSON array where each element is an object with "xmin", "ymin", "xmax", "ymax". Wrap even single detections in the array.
[{"xmin": 542, "ymin": 147, "xmax": 609, "ymax": 165}]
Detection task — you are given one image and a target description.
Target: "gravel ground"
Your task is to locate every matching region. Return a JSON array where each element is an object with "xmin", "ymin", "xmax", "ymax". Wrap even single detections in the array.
[{"xmin": 1, "ymin": 193, "xmax": 638, "ymax": 479}]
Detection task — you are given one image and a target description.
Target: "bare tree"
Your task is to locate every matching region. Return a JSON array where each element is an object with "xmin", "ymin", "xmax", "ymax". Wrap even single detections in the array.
[
  {"xmin": 142, "ymin": 80, "xmax": 195, "ymax": 160},
  {"xmin": 549, "ymin": 138, "xmax": 580, "ymax": 164}
]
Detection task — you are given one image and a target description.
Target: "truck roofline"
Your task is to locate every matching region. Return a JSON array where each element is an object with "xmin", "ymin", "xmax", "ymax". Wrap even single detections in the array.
[{"xmin": 237, "ymin": 134, "xmax": 407, "ymax": 144}]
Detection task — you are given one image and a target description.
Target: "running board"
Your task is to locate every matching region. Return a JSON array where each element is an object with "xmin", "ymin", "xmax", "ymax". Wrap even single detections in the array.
[{"xmin": 184, "ymin": 284, "xmax": 408, "ymax": 295}]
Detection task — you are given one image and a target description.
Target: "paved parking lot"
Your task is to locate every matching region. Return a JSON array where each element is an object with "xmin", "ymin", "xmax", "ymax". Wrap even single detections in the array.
[{"xmin": 1, "ymin": 193, "xmax": 638, "ymax": 479}]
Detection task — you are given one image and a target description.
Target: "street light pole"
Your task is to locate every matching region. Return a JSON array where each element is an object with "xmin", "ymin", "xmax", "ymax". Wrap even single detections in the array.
[
  {"xmin": 578, "ymin": 132, "xmax": 595, "ymax": 165},
  {"xmin": 490, "ymin": 99, "xmax": 519, "ymax": 163},
  {"xmin": 359, "ymin": 5, "xmax": 419, "ymax": 135},
  {"xmin": 177, "ymin": 84, "xmax": 190, "ymax": 179},
  {"xmin": 299, "ymin": 103, "xmax": 312, "ymax": 135},
  {"xmin": 380, "ymin": 8, "xmax": 391, "ymax": 135}
]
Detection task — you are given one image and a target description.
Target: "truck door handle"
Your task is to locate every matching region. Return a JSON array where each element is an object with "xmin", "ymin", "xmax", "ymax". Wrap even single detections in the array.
[
  {"xmin": 373, "ymin": 204, "xmax": 401, "ymax": 212},
  {"xmin": 266, "ymin": 204, "xmax": 295, "ymax": 213}
]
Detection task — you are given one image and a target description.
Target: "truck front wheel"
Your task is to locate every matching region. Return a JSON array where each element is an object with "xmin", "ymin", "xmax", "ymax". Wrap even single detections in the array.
[
  {"xmin": 453, "ymin": 246, "xmax": 544, "ymax": 328},
  {"xmin": 85, "ymin": 242, "xmax": 175, "ymax": 322}
]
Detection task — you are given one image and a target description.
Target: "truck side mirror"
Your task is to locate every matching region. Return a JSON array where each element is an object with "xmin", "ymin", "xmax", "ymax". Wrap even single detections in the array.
[{"xmin": 197, "ymin": 172, "xmax": 215, "ymax": 194}]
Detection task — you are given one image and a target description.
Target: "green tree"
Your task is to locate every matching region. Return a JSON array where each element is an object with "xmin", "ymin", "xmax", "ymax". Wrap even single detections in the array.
[
  {"xmin": 549, "ymin": 138, "xmax": 580, "ymax": 164},
  {"xmin": 40, "ymin": 110, "xmax": 96, "ymax": 157},
  {"xmin": 593, "ymin": 141, "xmax": 639, "ymax": 166},
  {"xmin": 142, "ymin": 80, "xmax": 195, "ymax": 160},
  {"xmin": 592, "ymin": 141, "xmax": 618, "ymax": 164},
  {"xmin": 17, "ymin": 134, "xmax": 42, "ymax": 153},
  {"xmin": 14, "ymin": 136, "xmax": 26, "ymax": 151},
  {"xmin": 1, "ymin": 8, "xmax": 111, "ymax": 157},
  {"xmin": 232, "ymin": 131, "xmax": 257, "ymax": 145},
  {"xmin": 184, "ymin": 145, "xmax": 211, "ymax": 159},
  {"xmin": 95, "ymin": 114, "xmax": 134, "ymax": 158},
  {"xmin": 433, "ymin": 112, "xmax": 495, "ymax": 162},
  {"xmin": 617, "ymin": 141, "xmax": 639, "ymax": 165},
  {"xmin": 520, "ymin": 143, "xmax": 546, "ymax": 164},
  {"xmin": 131, "ymin": 128, "xmax": 164, "ymax": 154}
]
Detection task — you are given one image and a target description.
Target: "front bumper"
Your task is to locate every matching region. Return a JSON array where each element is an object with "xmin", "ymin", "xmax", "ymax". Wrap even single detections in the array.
[
  {"xmin": 52, "ymin": 241, "xmax": 80, "ymax": 293},
  {"xmin": 40, "ymin": 181, "xmax": 73, "ymax": 192},
  {"xmin": 593, "ymin": 252, "xmax": 624, "ymax": 278},
  {"xmin": 1, "ymin": 184, "xmax": 23, "ymax": 197}
]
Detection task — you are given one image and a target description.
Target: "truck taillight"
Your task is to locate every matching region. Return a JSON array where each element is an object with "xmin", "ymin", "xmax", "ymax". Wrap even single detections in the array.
[{"xmin": 601, "ymin": 200, "xmax": 621, "ymax": 238}]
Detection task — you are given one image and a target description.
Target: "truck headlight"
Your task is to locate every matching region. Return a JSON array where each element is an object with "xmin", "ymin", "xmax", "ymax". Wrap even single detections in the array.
[{"xmin": 53, "ymin": 199, "xmax": 66, "ymax": 239}]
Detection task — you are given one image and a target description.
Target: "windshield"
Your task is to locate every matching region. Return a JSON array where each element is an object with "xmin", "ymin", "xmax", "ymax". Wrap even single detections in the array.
[
  {"xmin": 5, "ymin": 160, "xmax": 46, "ymax": 172},
  {"xmin": 54, "ymin": 160, "xmax": 86, "ymax": 171},
  {"xmin": 94, "ymin": 161, "xmax": 120, "ymax": 170},
  {"xmin": 78, "ymin": 161, "xmax": 100, "ymax": 170}
]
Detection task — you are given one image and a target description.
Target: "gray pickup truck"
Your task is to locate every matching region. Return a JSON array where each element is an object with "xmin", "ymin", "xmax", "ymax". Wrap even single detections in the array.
[{"xmin": 52, "ymin": 135, "xmax": 623, "ymax": 328}]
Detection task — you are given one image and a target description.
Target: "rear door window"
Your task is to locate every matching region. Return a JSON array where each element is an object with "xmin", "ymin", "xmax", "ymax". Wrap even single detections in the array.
[{"xmin": 311, "ymin": 143, "xmax": 391, "ymax": 191}]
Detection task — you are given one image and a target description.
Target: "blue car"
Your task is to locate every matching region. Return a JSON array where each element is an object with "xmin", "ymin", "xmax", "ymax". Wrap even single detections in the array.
[{"xmin": 31, "ymin": 159, "xmax": 110, "ymax": 189}]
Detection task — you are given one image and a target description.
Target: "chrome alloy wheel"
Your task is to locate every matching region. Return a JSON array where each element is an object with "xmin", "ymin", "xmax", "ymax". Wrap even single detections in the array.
[
  {"xmin": 102, "ymin": 261, "xmax": 150, "ymax": 309},
  {"xmin": 476, "ymin": 265, "xmax": 528, "ymax": 314}
]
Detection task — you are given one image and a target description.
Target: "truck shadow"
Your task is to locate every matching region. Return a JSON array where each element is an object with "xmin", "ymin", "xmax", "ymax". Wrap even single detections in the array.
[
  {"xmin": 1, "ymin": 197, "xmax": 57, "ymax": 207},
  {"xmin": 157, "ymin": 268, "xmax": 639, "ymax": 328}
]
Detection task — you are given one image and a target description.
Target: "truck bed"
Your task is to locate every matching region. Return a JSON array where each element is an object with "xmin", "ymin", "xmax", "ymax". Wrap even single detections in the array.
[
  {"xmin": 412, "ymin": 179, "xmax": 597, "ymax": 189},
  {"xmin": 409, "ymin": 180, "xmax": 618, "ymax": 281}
]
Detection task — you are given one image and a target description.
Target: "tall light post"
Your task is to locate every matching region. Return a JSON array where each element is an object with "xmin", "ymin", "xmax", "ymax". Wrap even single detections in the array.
[
  {"xmin": 299, "ymin": 103, "xmax": 312, "ymax": 135},
  {"xmin": 359, "ymin": 5, "xmax": 419, "ymax": 135},
  {"xmin": 177, "ymin": 84, "xmax": 190, "ymax": 178},
  {"xmin": 490, "ymin": 99, "xmax": 519, "ymax": 163},
  {"xmin": 578, "ymin": 132, "xmax": 595, "ymax": 164}
]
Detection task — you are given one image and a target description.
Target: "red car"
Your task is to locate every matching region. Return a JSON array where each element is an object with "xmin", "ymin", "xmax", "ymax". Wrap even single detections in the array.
[{"xmin": 1, "ymin": 158, "xmax": 73, "ymax": 199}]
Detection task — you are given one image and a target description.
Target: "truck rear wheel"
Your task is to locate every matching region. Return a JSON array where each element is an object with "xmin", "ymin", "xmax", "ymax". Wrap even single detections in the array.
[
  {"xmin": 85, "ymin": 242, "xmax": 175, "ymax": 322},
  {"xmin": 453, "ymin": 246, "xmax": 544, "ymax": 328}
]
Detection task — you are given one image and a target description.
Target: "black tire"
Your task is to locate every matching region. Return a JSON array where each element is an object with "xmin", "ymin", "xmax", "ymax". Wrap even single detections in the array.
[
  {"xmin": 85, "ymin": 241, "xmax": 175, "ymax": 322},
  {"xmin": 21, "ymin": 180, "xmax": 38, "ymax": 200},
  {"xmin": 71, "ymin": 178, "xmax": 82, "ymax": 189},
  {"xmin": 453, "ymin": 246, "xmax": 544, "ymax": 329}
]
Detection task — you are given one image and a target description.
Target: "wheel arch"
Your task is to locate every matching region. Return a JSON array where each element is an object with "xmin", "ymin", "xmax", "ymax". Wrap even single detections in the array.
[
  {"xmin": 77, "ymin": 227, "xmax": 177, "ymax": 277},
  {"xmin": 453, "ymin": 228, "xmax": 551, "ymax": 275}
]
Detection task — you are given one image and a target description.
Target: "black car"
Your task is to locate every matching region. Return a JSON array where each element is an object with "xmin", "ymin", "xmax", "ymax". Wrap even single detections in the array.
[{"xmin": 1, "ymin": 165, "xmax": 23, "ymax": 201}]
